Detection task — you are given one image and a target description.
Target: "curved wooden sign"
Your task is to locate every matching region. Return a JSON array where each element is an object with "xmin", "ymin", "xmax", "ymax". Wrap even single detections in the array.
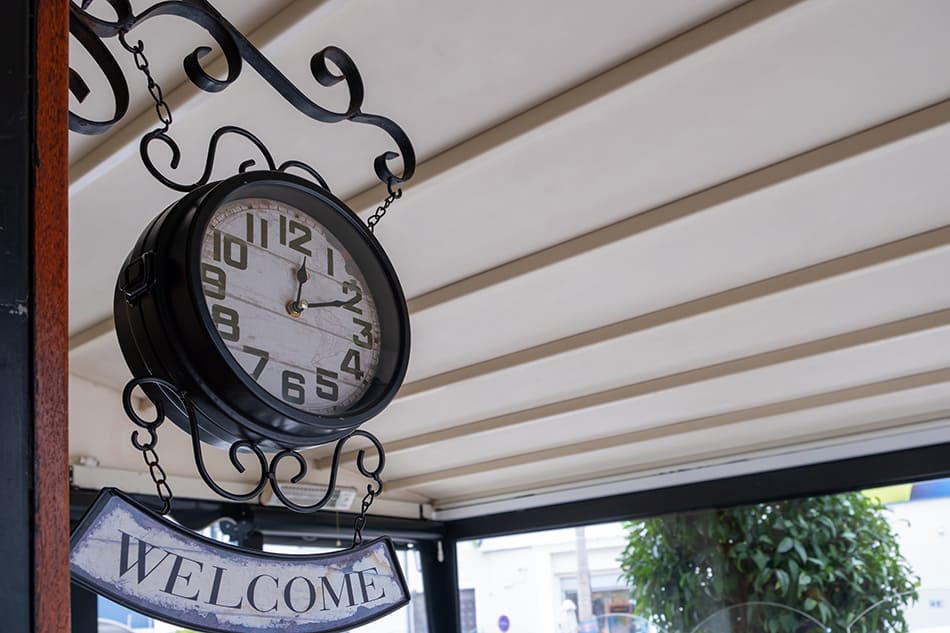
[{"xmin": 71, "ymin": 489, "xmax": 409, "ymax": 633}]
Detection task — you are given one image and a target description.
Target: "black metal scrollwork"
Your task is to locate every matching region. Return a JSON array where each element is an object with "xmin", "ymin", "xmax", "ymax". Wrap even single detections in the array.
[
  {"xmin": 123, "ymin": 377, "xmax": 385, "ymax": 515},
  {"xmin": 141, "ymin": 125, "xmax": 332, "ymax": 192},
  {"xmin": 70, "ymin": 0, "xmax": 415, "ymax": 190}
]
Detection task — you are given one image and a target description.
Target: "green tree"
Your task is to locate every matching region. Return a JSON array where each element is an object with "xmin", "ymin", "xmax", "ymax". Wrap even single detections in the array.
[{"xmin": 619, "ymin": 492, "xmax": 917, "ymax": 633}]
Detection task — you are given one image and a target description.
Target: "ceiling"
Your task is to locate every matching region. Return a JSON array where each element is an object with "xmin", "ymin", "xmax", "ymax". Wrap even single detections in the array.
[{"xmin": 68, "ymin": 0, "xmax": 950, "ymax": 521}]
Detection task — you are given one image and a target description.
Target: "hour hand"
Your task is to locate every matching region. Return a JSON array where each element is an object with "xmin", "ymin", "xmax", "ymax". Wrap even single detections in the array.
[{"xmin": 286, "ymin": 258, "xmax": 309, "ymax": 317}]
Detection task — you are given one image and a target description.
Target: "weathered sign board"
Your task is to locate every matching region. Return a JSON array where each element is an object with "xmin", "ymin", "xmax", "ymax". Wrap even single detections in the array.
[{"xmin": 71, "ymin": 489, "xmax": 409, "ymax": 633}]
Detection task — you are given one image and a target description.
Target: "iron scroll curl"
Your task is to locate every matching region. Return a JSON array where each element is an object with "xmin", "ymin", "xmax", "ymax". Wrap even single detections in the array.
[
  {"xmin": 122, "ymin": 377, "xmax": 386, "ymax": 515},
  {"xmin": 140, "ymin": 125, "xmax": 333, "ymax": 192},
  {"xmin": 69, "ymin": 0, "xmax": 416, "ymax": 189}
]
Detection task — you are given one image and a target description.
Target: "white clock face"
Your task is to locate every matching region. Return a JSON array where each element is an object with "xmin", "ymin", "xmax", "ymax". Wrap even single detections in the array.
[{"xmin": 198, "ymin": 196, "xmax": 381, "ymax": 415}]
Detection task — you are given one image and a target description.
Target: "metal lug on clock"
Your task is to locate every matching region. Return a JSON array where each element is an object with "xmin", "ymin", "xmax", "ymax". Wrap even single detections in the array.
[{"xmin": 121, "ymin": 251, "xmax": 156, "ymax": 304}]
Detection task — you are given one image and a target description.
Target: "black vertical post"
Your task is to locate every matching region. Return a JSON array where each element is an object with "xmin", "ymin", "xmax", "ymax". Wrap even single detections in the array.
[
  {"xmin": 419, "ymin": 538, "xmax": 461, "ymax": 633},
  {"xmin": 70, "ymin": 584, "xmax": 98, "ymax": 633},
  {"xmin": 0, "ymin": 2, "xmax": 35, "ymax": 632}
]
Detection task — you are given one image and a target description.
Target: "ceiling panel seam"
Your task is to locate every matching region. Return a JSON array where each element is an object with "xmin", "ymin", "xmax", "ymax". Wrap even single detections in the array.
[{"xmin": 385, "ymin": 367, "xmax": 950, "ymax": 491}]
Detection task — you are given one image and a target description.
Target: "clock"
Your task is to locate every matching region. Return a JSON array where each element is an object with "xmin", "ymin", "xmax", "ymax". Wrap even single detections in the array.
[{"xmin": 114, "ymin": 171, "xmax": 410, "ymax": 449}]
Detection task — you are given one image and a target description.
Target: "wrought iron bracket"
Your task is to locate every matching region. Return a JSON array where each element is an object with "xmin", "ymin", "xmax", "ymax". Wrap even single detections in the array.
[
  {"xmin": 122, "ymin": 377, "xmax": 385, "ymax": 516},
  {"xmin": 69, "ymin": 0, "xmax": 416, "ymax": 194}
]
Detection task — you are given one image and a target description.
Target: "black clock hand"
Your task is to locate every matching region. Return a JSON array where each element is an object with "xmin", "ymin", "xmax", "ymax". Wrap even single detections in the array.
[
  {"xmin": 287, "ymin": 258, "xmax": 309, "ymax": 317},
  {"xmin": 300, "ymin": 299, "xmax": 348, "ymax": 309}
]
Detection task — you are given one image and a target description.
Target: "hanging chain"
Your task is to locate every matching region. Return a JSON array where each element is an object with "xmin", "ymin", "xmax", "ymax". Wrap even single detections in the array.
[
  {"xmin": 118, "ymin": 31, "xmax": 174, "ymax": 133},
  {"xmin": 366, "ymin": 181, "xmax": 403, "ymax": 233},
  {"xmin": 129, "ymin": 424, "xmax": 175, "ymax": 515},
  {"xmin": 141, "ymin": 443, "xmax": 174, "ymax": 515},
  {"xmin": 123, "ymin": 379, "xmax": 178, "ymax": 515},
  {"xmin": 352, "ymin": 477, "xmax": 383, "ymax": 547}
]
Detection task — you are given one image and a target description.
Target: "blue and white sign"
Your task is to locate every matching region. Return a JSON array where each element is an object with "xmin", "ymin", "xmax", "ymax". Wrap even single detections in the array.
[
  {"xmin": 71, "ymin": 489, "xmax": 409, "ymax": 633},
  {"xmin": 498, "ymin": 614, "xmax": 510, "ymax": 632}
]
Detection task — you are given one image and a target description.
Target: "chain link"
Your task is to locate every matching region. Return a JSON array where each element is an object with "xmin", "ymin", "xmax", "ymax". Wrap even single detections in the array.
[
  {"xmin": 352, "ymin": 478, "xmax": 382, "ymax": 547},
  {"xmin": 366, "ymin": 182, "xmax": 403, "ymax": 233},
  {"xmin": 118, "ymin": 31, "xmax": 173, "ymax": 132},
  {"xmin": 138, "ymin": 441, "xmax": 174, "ymax": 515}
]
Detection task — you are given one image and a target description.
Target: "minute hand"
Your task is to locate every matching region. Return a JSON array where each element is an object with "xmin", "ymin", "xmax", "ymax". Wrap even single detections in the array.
[{"xmin": 302, "ymin": 299, "xmax": 349, "ymax": 308}]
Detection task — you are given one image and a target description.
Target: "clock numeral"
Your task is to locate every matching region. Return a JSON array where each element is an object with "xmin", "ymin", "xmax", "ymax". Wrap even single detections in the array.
[
  {"xmin": 211, "ymin": 304, "xmax": 240, "ymax": 342},
  {"xmin": 326, "ymin": 247, "xmax": 335, "ymax": 277},
  {"xmin": 242, "ymin": 345, "xmax": 269, "ymax": 380},
  {"xmin": 245, "ymin": 213, "xmax": 268, "ymax": 249},
  {"xmin": 315, "ymin": 368, "xmax": 339, "ymax": 401},
  {"xmin": 200, "ymin": 263, "xmax": 227, "ymax": 300},
  {"xmin": 288, "ymin": 220, "xmax": 312, "ymax": 257},
  {"xmin": 280, "ymin": 216, "xmax": 312, "ymax": 256},
  {"xmin": 352, "ymin": 318, "xmax": 374, "ymax": 350},
  {"xmin": 211, "ymin": 230, "xmax": 248, "ymax": 270},
  {"xmin": 281, "ymin": 370, "xmax": 306, "ymax": 405},
  {"xmin": 341, "ymin": 280, "xmax": 363, "ymax": 315},
  {"xmin": 340, "ymin": 348, "xmax": 364, "ymax": 381}
]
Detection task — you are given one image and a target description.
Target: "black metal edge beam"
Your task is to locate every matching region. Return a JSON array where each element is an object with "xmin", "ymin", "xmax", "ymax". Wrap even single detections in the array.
[
  {"xmin": 418, "ymin": 538, "xmax": 461, "ymax": 633},
  {"xmin": 445, "ymin": 441, "xmax": 950, "ymax": 540},
  {"xmin": 0, "ymin": 3, "xmax": 35, "ymax": 632},
  {"xmin": 70, "ymin": 583, "xmax": 97, "ymax": 633},
  {"xmin": 69, "ymin": 487, "xmax": 447, "ymax": 543}
]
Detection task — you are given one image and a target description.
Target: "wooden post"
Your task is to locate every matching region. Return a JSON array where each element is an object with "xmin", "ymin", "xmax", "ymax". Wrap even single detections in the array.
[
  {"xmin": 0, "ymin": 1, "xmax": 70, "ymax": 631},
  {"xmin": 34, "ymin": 0, "xmax": 71, "ymax": 631}
]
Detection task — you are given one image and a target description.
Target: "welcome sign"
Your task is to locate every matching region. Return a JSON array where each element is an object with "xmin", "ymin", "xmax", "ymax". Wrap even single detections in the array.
[{"xmin": 71, "ymin": 489, "xmax": 409, "ymax": 633}]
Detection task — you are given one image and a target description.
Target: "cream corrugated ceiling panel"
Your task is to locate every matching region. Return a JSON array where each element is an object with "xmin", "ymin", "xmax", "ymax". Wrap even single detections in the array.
[
  {"xmin": 403, "ymin": 114, "xmax": 950, "ymax": 382},
  {"xmin": 68, "ymin": 0, "xmax": 739, "ymax": 333},
  {"xmin": 67, "ymin": 0, "xmax": 950, "ymax": 514},
  {"xmin": 383, "ymin": 322, "xmax": 950, "ymax": 477},
  {"xmin": 421, "ymin": 388, "xmax": 950, "ymax": 505},
  {"xmin": 380, "ymin": 0, "xmax": 950, "ymax": 301},
  {"xmin": 369, "ymin": 245, "xmax": 950, "ymax": 443}
]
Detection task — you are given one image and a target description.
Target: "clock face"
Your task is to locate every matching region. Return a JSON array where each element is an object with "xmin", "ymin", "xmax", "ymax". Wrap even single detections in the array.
[{"xmin": 198, "ymin": 196, "xmax": 381, "ymax": 415}]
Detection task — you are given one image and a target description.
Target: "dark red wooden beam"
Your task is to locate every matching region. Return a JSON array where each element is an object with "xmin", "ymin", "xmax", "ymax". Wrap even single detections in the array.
[{"xmin": 34, "ymin": 1, "xmax": 70, "ymax": 632}]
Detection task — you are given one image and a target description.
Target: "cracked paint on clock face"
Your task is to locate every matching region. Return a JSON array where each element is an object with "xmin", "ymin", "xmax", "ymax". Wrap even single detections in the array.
[{"xmin": 199, "ymin": 197, "xmax": 381, "ymax": 415}]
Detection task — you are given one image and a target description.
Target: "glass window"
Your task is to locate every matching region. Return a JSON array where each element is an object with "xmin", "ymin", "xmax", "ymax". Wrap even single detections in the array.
[
  {"xmin": 264, "ymin": 542, "xmax": 428, "ymax": 633},
  {"xmin": 456, "ymin": 476, "xmax": 950, "ymax": 633}
]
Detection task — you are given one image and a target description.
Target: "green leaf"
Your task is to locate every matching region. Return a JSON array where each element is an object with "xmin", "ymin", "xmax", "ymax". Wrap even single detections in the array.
[
  {"xmin": 803, "ymin": 598, "xmax": 817, "ymax": 611},
  {"xmin": 775, "ymin": 569, "xmax": 790, "ymax": 591},
  {"xmin": 752, "ymin": 551, "xmax": 768, "ymax": 570},
  {"xmin": 794, "ymin": 540, "xmax": 807, "ymax": 563},
  {"xmin": 777, "ymin": 536, "xmax": 794, "ymax": 553}
]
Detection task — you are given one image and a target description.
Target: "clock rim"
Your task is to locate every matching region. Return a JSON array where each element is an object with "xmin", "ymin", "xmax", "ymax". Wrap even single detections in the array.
[
  {"xmin": 114, "ymin": 171, "xmax": 410, "ymax": 449},
  {"xmin": 184, "ymin": 171, "xmax": 410, "ymax": 436}
]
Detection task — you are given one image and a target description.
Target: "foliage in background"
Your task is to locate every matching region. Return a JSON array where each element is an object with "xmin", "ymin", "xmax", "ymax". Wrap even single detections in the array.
[{"xmin": 619, "ymin": 492, "xmax": 918, "ymax": 633}]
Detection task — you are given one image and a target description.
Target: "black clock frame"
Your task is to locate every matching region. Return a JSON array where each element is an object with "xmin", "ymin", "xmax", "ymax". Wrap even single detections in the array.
[{"xmin": 115, "ymin": 171, "xmax": 411, "ymax": 450}]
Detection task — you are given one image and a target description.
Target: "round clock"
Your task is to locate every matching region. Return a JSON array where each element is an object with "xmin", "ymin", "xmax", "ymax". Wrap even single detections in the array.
[{"xmin": 114, "ymin": 171, "xmax": 410, "ymax": 449}]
